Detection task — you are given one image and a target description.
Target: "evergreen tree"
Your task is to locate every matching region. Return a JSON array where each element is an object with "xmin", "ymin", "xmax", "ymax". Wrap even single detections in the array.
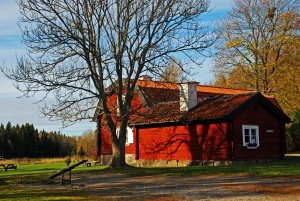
[
  {"xmin": 3, "ymin": 122, "xmax": 12, "ymax": 157},
  {"xmin": 78, "ymin": 146, "xmax": 86, "ymax": 159},
  {"xmin": 0, "ymin": 124, "xmax": 5, "ymax": 157}
]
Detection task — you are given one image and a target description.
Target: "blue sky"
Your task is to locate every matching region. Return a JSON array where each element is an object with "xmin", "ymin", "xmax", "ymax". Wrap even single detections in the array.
[{"xmin": 0, "ymin": 0, "xmax": 233, "ymax": 136}]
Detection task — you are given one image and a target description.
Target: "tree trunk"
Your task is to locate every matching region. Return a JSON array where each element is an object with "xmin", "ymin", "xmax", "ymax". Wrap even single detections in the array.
[{"xmin": 110, "ymin": 141, "xmax": 127, "ymax": 168}]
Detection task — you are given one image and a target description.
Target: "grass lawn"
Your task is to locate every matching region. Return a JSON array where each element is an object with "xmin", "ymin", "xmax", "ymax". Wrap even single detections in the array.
[
  {"xmin": 0, "ymin": 161, "xmax": 105, "ymax": 177},
  {"xmin": 0, "ymin": 157, "xmax": 300, "ymax": 200}
]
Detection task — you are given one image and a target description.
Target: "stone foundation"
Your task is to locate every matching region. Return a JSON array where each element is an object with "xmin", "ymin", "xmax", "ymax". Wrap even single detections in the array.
[
  {"xmin": 98, "ymin": 154, "xmax": 136, "ymax": 165},
  {"xmin": 137, "ymin": 159, "xmax": 191, "ymax": 167},
  {"xmin": 98, "ymin": 156, "xmax": 278, "ymax": 167},
  {"xmin": 98, "ymin": 155, "xmax": 112, "ymax": 165},
  {"xmin": 137, "ymin": 159, "xmax": 234, "ymax": 167},
  {"xmin": 125, "ymin": 154, "xmax": 137, "ymax": 164}
]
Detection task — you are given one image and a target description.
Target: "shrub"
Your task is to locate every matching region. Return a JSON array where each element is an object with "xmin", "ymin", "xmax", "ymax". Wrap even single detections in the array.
[{"xmin": 65, "ymin": 157, "xmax": 71, "ymax": 166}]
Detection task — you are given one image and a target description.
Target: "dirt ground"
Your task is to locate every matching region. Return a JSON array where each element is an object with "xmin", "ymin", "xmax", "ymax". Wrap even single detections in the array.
[{"xmin": 51, "ymin": 172, "xmax": 300, "ymax": 201}]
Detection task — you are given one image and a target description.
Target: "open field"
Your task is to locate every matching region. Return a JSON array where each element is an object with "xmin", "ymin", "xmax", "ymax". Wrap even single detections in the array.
[{"xmin": 1, "ymin": 156, "xmax": 300, "ymax": 200}]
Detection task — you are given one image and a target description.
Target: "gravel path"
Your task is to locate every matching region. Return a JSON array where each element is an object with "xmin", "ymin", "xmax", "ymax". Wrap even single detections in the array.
[{"xmin": 68, "ymin": 173, "xmax": 300, "ymax": 201}]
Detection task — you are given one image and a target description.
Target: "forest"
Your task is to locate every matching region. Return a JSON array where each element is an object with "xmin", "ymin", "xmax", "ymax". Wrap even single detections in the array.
[{"xmin": 0, "ymin": 122, "xmax": 77, "ymax": 158}]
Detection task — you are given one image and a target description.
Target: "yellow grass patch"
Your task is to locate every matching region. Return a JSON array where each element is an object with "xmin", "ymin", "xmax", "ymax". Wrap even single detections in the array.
[{"xmin": 1, "ymin": 157, "xmax": 66, "ymax": 165}]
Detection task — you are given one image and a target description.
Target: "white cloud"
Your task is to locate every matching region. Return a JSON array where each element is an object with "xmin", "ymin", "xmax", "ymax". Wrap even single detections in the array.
[
  {"xmin": 0, "ymin": 1, "xmax": 18, "ymax": 17},
  {"xmin": 210, "ymin": 0, "xmax": 233, "ymax": 11},
  {"xmin": 0, "ymin": 1, "xmax": 24, "ymax": 66},
  {"xmin": 0, "ymin": 77, "xmax": 18, "ymax": 94},
  {"xmin": 0, "ymin": 48, "xmax": 25, "ymax": 68},
  {"xmin": 0, "ymin": 75, "xmax": 95, "ymax": 136},
  {"xmin": 0, "ymin": 1, "xmax": 19, "ymax": 36},
  {"xmin": 0, "ymin": 90, "xmax": 95, "ymax": 135}
]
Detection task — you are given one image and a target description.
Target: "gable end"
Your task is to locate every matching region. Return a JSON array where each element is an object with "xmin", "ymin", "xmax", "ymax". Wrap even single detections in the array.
[{"xmin": 225, "ymin": 93, "xmax": 290, "ymax": 123}]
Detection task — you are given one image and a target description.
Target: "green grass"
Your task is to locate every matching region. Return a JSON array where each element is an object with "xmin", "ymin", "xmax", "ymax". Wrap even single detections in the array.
[
  {"xmin": 102, "ymin": 157, "xmax": 300, "ymax": 178},
  {"xmin": 0, "ymin": 161, "xmax": 105, "ymax": 177},
  {"xmin": 0, "ymin": 157, "xmax": 300, "ymax": 200},
  {"xmin": 1, "ymin": 157, "xmax": 300, "ymax": 178},
  {"xmin": 0, "ymin": 161, "xmax": 108, "ymax": 201}
]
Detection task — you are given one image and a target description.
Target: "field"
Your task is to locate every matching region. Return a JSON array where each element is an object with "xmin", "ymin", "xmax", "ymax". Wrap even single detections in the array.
[{"xmin": 1, "ymin": 156, "xmax": 300, "ymax": 201}]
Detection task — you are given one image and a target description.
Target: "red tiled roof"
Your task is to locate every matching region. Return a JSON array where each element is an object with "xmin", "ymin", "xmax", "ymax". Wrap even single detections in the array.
[
  {"xmin": 135, "ymin": 80, "xmax": 280, "ymax": 109},
  {"xmin": 130, "ymin": 92, "xmax": 257, "ymax": 125},
  {"xmin": 136, "ymin": 80, "xmax": 254, "ymax": 95},
  {"xmin": 136, "ymin": 80, "xmax": 254, "ymax": 106},
  {"xmin": 93, "ymin": 79, "xmax": 282, "ymax": 121},
  {"xmin": 94, "ymin": 80, "xmax": 282, "ymax": 122},
  {"xmin": 197, "ymin": 85, "xmax": 254, "ymax": 95},
  {"xmin": 138, "ymin": 87, "xmax": 179, "ymax": 106},
  {"xmin": 136, "ymin": 80, "xmax": 179, "ymax": 89}
]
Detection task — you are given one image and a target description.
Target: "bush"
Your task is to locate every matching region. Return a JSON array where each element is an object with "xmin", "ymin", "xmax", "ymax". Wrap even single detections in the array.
[
  {"xmin": 287, "ymin": 109, "xmax": 300, "ymax": 151},
  {"xmin": 65, "ymin": 157, "xmax": 71, "ymax": 166},
  {"xmin": 78, "ymin": 146, "xmax": 86, "ymax": 159}
]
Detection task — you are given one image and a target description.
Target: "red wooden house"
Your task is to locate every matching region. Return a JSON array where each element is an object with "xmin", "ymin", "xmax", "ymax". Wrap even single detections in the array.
[{"xmin": 93, "ymin": 77, "xmax": 290, "ymax": 167}]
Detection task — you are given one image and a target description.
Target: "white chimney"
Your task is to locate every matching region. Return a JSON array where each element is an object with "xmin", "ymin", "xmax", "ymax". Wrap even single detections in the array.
[
  {"xmin": 179, "ymin": 82, "xmax": 199, "ymax": 112},
  {"xmin": 139, "ymin": 75, "xmax": 152, "ymax": 81}
]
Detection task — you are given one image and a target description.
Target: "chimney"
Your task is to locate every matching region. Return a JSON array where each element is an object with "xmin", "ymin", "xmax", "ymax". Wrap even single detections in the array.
[
  {"xmin": 179, "ymin": 82, "xmax": 199, "ymax": 112},
  {"xmin": 139, "ymin": 75, "xmax": 152, "ymax": 81}
]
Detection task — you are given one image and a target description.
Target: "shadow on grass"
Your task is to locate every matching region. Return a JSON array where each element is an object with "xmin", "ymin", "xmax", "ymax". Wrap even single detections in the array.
[
  {"xmin": 0, "ymin": 178, "xmax": 8, "ymax": 186},
  {"xmin": 0, "ymin": 188, "xmax": 90, "ymax": 201}
]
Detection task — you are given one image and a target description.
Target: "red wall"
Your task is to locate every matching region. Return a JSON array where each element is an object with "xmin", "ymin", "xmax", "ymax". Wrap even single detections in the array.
[
  {"xmin": 137, "ymin": 123, "xmax": 230, "ymax": 161},
  {"xmin": 232, "ymin": 102, "xmax": 282, "ymax": 160},
  {"xmin": 100, "ymin": 125, "xmax": 136, "ymax": 155},
  {"xmin": 99, "ymin": 92, "xmax": 144, "ymax": 155},
  {"xmin": 100, "ymin": 123, "xmax": 112, "ymax": 155}
]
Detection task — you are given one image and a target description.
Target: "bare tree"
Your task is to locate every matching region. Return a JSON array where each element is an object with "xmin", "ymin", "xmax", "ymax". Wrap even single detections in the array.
[
  {"xmin": 2, "ymin": 0, "xmax": 215, "ymax": 167},
  {"xmin": 213, "ymin": 0, "xmax": 300, "ymax": 94},
  {"xmin": 160, "ymin": 58, "xmax": 188, "ymax": 83}
]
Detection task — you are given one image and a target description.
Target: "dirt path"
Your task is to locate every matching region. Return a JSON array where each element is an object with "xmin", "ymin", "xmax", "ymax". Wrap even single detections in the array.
[{"xmin": 65, "ymin": 173, "xmax": 300, "ymax": 200}]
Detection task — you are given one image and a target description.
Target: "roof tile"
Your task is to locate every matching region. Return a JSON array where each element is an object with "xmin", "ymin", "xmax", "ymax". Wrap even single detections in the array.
[{"xmin": 130, "ymin": 93, "xmax": 256, "ymax": 125}]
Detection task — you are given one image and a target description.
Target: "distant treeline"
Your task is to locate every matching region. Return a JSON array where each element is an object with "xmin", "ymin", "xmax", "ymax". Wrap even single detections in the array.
[{"xmin": 0, "ymin": 122, "xmax": 77, "ymax": 158}]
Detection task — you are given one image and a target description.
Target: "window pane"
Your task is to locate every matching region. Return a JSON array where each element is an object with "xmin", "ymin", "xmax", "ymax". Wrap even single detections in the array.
[
  {"xmin": 245, "ymin": 135, "xmax": 250, "ymax": 144},
  {"xmin": 251, "ymin": 129, "xmax": 257, "ymax": 143},
  {"xmin": 250, "ymin": 135, "xmax": 256, "ymax": 143},
  {"xmin": 244, "ymin": 129, "xmax": 250, "ymax": 143}
]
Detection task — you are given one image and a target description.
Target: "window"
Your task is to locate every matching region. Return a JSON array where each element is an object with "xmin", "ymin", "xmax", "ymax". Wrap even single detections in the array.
[
  {"xmin": 126, "ymin": 127, "xmax": 134, "ymax": 144},
  {"xmin": 242, "ymin": 125, "xmax": 259, "ymax": 148},
  {"xmin": 116, "ymin": 127, "xmax": 134, "ymax": 145}
]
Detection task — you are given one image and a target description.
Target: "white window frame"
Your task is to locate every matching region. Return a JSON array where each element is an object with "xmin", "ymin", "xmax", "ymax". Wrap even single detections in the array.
[
  {"xmin": 126, "ymin": 127, "xmax": 134, "ymax": 145},
  {"xmin": 116, "ymin": 126, "xmax": 134, "ymax": 146},
  {"xmin": 242, "ymin": 125, "xmax": 259, "ymax": 147}
]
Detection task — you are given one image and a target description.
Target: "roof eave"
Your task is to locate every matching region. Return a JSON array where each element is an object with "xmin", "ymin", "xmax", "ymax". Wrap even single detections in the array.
[
  {"xmin": 130, "ymin": 117, "xmax": 231, "ymax": 127},
  {"xmin": 129, "ymin": 120, "xmax": 180, "ymax": 127}
]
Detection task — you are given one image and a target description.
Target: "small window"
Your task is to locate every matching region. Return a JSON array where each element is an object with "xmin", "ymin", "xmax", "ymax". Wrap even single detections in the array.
[
  {"xmin": 126, "ymin": 127, "xmax": 134, "ymax": 144},
  {"xmin": 242, "ymin": 125, "xmax": 259, "ymax": 148},
  {"xmin": 116, "ymin": 127, "xmax": 134, "ymax": 145}
]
